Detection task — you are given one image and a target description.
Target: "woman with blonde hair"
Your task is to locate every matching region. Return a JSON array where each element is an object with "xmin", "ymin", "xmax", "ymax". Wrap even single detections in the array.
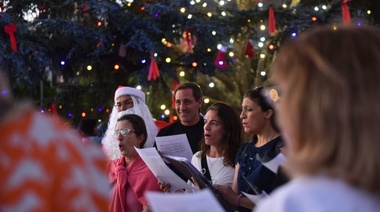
[{"xmin": 255, "ymin": 25, "xmax": 380, "ymax": 211}]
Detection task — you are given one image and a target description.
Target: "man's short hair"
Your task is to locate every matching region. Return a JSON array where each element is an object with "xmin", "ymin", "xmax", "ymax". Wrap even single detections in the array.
[{"xmin": 174, "ymin": 82, "xmax": 203, "ymax": 101}]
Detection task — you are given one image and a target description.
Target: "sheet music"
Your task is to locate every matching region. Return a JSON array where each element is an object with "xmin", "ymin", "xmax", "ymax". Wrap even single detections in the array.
[
  {"xmin": 262, "ymin": 153, "xmax": 286, "ymax": 174},
  {"xmin": 135, "ymin": 147, "xmax": 193, "ymax": 192},
  {"xmin": 155, "ymin": 134, "xmax": 193, "ymax": 161},
  {"xmin": 146, "ymin": 188, "xmax": 225, "ymax": 212},
  {"xmin": 242, "ymin": 191, "xmax": 269, "ymax": 204}
]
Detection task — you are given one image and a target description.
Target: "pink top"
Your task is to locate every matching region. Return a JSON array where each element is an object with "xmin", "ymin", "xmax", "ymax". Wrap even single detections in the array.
[{"xmin": 108, "ymin": 155, "xmax": 161, "ymax": 212}]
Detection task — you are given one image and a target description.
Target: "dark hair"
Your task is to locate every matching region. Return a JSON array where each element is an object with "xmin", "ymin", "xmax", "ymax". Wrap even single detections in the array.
[
  {"xmin": 117, "ymin": 114, "xmax": 147, "ymax": 148},
  {"xmin": 97, "ymin": 122, "xmax": 108, "ymax": 137},
  {"xmin": 78, "ymin": 118, "xmax": 98, "ymax": 136},
  {"xmin": 200, "ymin": 102, "xmax": 243, "ymax": 167},
  {"xmin": 244, "ymin": 87, "xmax": 280, "ymax": 140},
  {"xmin": 174, "ymin": 82, "xmax": 203, "ymax": 101}
]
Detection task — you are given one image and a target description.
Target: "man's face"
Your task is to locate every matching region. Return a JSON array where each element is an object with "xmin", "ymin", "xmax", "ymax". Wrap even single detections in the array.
[
  {"xmin": 115, "ymin": 95, "xmax": 133, "ymax": 112},
  {"xmin": 175, "ymin": 88, "xmax": 202, "ymax": 126}
]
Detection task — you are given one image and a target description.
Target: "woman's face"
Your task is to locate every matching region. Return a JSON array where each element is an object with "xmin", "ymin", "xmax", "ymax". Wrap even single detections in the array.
[
  {"xmin": 204, "ymin": 110, "xmax": 225, "ymax": 147},
  {"xmin": 240, "ymin": 97, "xmax": 267, "ymax": 135},
  {"xmin": 115, "ymin": 120, "xmax": 143, "ymax": 159}
]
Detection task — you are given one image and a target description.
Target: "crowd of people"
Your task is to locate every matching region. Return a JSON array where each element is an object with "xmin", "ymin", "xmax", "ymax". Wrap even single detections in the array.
[{"xmin": 2, "ymin": 24, "xmax": 380, "ymax": 212}]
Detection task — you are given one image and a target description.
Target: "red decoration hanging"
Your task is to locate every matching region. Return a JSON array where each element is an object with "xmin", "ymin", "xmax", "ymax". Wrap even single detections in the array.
[
  {"xmin": 83, "ymin": 1, "xmax": 89, "ymax": 17},
  {"xmin": 51, "ymin": 102, "xmax": 58, "ymax": 120},
  {"xmin": 4, "ymin": 23, "xmax": 17, "ymax": 52},
  {"xmin": 341, "ymin": 0, "xmax": 351, "ymax": 24},
  {"xmin": 148, "ymin": 52, "xmax": 160, "ymax": 81},
  {"xmin": 181, "ymin": 29, "xmax": 196, "ymax": 53},
  {"xmin": 245, "ymin": 40, "xmax": 255, "ymax": 59},
  {"xmin": 214, "ymin": 46, "xmax": 228, "ymax": 69},
  {"xmin": 171, "ymin": 79, "xmax": 178, "ymax": 109},
  {"xmin": 268, "ymin": 6, "xmax": 276, "ymax": 35}
]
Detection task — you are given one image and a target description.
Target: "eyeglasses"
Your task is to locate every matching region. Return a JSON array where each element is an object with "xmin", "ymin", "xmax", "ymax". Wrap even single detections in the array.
[
  {"xmin": 115, "ymin": 99, "xmax": 133, "ymax": 109},
  {"xmin": 111, "ymin": 128, "xmax": 136, "ymax": 138}
]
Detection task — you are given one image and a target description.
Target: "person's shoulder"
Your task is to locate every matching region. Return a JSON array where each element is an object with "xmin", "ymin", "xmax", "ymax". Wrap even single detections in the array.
[
  {"xmin": 256, "ymin": 175, "xmax": 380, "ymax": 212},
  {"xmin": 255, "ymin": 177, "xmax": 313, "ymax": 212},
  {"xmin": 238, "ymin": 142, "xmax": 252, "ymax": 151},
  {"xmin": 157, "ymin": 121, "xmax": 180, "ymax": 136},
  {"xmin": 193, "ymin": 151, "xmax": 201, "ymax": 158}
]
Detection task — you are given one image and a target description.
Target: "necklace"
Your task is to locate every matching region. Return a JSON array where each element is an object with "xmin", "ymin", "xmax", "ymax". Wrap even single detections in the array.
[
  {"xmin": 207, "ymin": 155, "xmax": 222, "ymax": 167},
  {"xmin": 268, "ymin": 132, "xmax": 278, "ymax": 142},
  {"xmin": 256, "ymin": 132, "xmax": 278, "ymax": 147}
]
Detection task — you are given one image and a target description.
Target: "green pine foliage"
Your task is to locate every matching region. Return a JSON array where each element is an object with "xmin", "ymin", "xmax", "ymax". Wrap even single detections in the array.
[{"xmin": 1, "ymin": 0, "xmax": 379, "ymax": 124}]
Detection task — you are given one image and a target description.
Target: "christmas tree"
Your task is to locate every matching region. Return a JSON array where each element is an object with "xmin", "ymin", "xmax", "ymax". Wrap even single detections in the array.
[{"xmin": 1, "ymin": 0, "xmax": 379, "ymax": 125}]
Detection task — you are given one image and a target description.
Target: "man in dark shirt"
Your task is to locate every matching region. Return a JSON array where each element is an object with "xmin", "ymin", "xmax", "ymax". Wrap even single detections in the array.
[{"xmin": 157, "ymin": 82, "xmax": 204, "ymax": 154}]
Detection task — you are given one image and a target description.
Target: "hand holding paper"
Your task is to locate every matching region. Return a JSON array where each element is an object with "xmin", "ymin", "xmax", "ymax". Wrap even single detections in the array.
[{"xmin": 134, "ymin": 147, "xmax": 192, "ymax": 192}]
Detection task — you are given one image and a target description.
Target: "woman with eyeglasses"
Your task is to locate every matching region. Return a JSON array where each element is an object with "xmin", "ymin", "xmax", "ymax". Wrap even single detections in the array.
[
  {"xmin": 216, "ymin": 88, "xmax": 284, "ymax": 212},
  {"xmin": 108, "ymin": 114, "xmax": 161, "ymax": 212}
]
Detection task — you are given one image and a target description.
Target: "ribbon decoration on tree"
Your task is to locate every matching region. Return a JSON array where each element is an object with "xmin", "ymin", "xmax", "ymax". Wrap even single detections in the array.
[
  {"xmin": 214, "ymin": 45, "xmax": 228, "ymax": 69},
  {"xmin": 181, "ymin": 29, "xmax": 195, "ymax": 53},
  {"xmin": 171, "ymin": 79, "xmax": 178, "ymax": 109},
  {"xmin": 341, "ymin": 0, "xmax": 351, "ymax": 24},
  {"xmin": 245, "ymin": 40, "xmax": 255, "ymax": 59},
  {"xmin": 83, "ymin": 1, "xmax": 89, "ymax": 17},
  {"xmin": 4, "ymin": 23, "xmax": 17, "ymax": 52},
  {"xmin": 268, "ymin": 6, "xmax": 276, "ymax": 35},
  {"xmin": 51, "ymin": 102, "xmax": 58, "ymax": 120},
  {"xmin": 148, "ymin": 52, "xmax": 160, "ymax": 81}
]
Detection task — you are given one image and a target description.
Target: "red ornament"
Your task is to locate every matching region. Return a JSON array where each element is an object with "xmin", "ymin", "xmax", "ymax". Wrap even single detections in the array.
[
  {"xmin": 268, "ymin": 6, "xmax": 276, "ymax": 35},
  {"xmin": 214, "ymin": 46, "xmax": 228, "ymax": 69},
  {"xmin": 171, "ymin": 79, "xmax": 178, "ymax": 109},
  {"xmin": 148, "ymin": 52, "xmax": 160, "ymax": 81},
  {"xmin": 51, "ymin": 102, "xmax": 58, "ymax": 120},
  {"xmin": 341, "ymin": 0, "xmax": 351, "ymax": 24},
  {"xmin": 4, "ymin": 23, "xmax": 17, "ymax": 52},
  {"xmin": 83, "ymin": 1, "xmax": 89, "ymax": 17},
  {"xmin": 245, "ymin": 40, "xmax": 255, "ymax": 59}
]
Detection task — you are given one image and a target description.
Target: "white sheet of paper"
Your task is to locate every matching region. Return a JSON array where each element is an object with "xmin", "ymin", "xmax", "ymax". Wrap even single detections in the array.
[
  {"xmin": 155, "ymin": 134, "xmax": 193, "ymax": 162},
  {"xmin": 262, "ymin": 153, "xmax": 286, "ymax": 174},
  {"xmin": 146, "ymin": 188, "xmax": 224, "ymax": 212},
  {"xmin": 242, "ymin": 191, "xmax": 268, "ymax": 204},
  {"xmin": 135, "ymin": 147, "xmax": 193, "ymax": 192}
]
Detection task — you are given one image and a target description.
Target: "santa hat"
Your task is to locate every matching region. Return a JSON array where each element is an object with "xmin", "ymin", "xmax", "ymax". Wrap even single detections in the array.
[{"xmin": 114, "ymin": 86, "xmax": 145, "ymax": 103}]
